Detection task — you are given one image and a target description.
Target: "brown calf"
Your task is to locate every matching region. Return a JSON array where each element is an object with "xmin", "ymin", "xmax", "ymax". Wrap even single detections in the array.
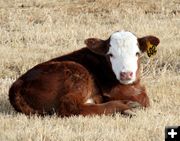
[{"xmin": 9, "ymin": 31, "xmax": 160, "ymax": 117}]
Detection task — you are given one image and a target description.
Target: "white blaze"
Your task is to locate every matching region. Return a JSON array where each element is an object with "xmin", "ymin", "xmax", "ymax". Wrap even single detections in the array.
[{"xmin": 108, "ymin": 31, "xmax": 140, "ymax": 84}]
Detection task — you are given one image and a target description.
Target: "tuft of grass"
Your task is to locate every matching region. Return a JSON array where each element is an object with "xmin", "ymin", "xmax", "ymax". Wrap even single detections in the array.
[{"xmin": 0, "ymin": 0, "xmax": 179, "ymax": 140}]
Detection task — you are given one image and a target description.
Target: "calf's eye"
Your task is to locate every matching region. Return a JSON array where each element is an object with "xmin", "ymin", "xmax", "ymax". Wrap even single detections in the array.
[
  {"xmin": 108, "ymin": 53, "xmax": 113, "ymax": 57},
  {"xmin": 136, "ymin": 52, "xmax": 140, "ymax": 56}
]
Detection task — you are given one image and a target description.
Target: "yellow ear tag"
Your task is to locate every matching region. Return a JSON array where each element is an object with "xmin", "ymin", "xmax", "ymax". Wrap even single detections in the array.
[{"xmin": 146, "ymin": 41, "xmax": 157, "ymax": 57}]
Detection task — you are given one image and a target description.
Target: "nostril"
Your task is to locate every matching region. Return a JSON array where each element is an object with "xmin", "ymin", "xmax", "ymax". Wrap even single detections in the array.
[
  {"xmin": 120, "ymin": 72, "xmax": 126, "ymax": 77},
  {"xmin": 129, "ymin": 72, "xmax": 133, "ymax": 77}
]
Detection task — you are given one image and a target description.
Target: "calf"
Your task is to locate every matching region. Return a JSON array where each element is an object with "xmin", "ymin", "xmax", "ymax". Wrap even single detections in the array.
[{"xmin": 9, "ymin": 31, "xmax": 160, "ymax": 117}]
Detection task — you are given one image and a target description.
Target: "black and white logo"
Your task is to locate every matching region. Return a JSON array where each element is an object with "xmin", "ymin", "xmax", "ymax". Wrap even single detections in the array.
[{"xmin": 165, "ymin": 126, "xmax": 180, "ymax": 141}]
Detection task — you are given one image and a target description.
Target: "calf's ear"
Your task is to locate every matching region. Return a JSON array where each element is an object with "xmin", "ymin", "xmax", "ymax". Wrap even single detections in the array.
[
  {"xmin": 138, "ymin": 36, "xmax": 160, "ymax": 53},
  {"xmin": 85, "ymin": 38, "xmax": 109, "ymax": 55}
]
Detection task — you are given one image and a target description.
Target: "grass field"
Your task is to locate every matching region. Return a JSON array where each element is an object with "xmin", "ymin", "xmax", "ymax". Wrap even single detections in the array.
[{"xmin": 0, "ymin": 0, "xmax": 180, "ymax": 140}]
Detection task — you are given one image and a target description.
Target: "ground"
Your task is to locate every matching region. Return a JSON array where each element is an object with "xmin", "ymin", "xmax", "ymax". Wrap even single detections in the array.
[{"xmin": 0, "ymin": 0, "xmax": 180, "ymax": 141}]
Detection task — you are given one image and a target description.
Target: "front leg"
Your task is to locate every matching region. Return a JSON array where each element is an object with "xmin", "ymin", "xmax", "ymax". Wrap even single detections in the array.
[
  {"xmin": 103, "ymin": 85, "xmax": 150, "ymax": 108},
  {"xmin": 133, "ymin": 91, "xmax": 150, "ymax": 107}
]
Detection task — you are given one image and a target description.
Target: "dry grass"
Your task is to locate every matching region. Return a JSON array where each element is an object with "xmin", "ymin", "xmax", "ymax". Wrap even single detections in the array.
[{"xmin": 0, "ymin": 0, "xmax": 180, "ymax": 140}]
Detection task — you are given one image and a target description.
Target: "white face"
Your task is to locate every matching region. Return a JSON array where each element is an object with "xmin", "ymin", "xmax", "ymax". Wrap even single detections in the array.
[{"xmin": 107, "ymin": 31, "xmax": 140, "ymax": 84}]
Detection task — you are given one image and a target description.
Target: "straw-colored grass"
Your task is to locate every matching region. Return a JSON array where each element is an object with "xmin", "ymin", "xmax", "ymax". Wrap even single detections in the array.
[{"xmin": 0, "ymin": 0, "xmax": 179, "ymax": 140}]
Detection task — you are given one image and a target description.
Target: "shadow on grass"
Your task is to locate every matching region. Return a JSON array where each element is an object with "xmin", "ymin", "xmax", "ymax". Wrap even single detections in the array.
[{"xmin": 0, "ymin": 98, "xmax": 16, "ymax": 115}]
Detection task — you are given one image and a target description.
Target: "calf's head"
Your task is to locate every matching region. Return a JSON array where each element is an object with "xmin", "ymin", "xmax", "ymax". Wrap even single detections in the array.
[{"xmin": 85, "ymin": 31, "xmax": 160, "ymax": 85}]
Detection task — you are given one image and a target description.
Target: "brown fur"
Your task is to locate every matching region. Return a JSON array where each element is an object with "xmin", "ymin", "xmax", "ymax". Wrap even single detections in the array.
[{"xmin": 9, "ymin": 32, "xmax": 160, "ymax": 117}]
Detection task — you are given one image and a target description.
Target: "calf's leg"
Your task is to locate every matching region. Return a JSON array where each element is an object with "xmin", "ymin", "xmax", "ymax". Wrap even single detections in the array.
[{"xmin": 58, "ymin": 93, "xmax": 130, "ymax": 117}]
